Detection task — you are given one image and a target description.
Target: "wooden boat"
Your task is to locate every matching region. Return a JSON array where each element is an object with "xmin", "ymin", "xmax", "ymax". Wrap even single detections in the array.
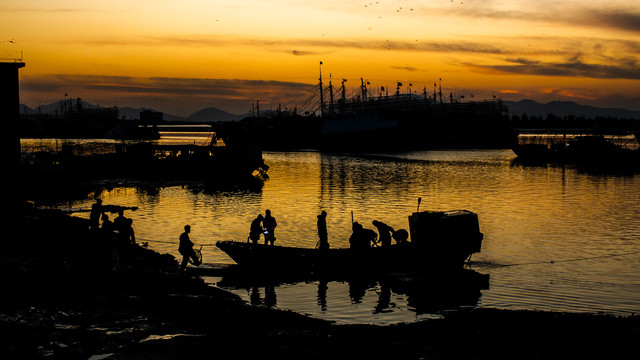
[{"xmin": 216, "ymin": 209, "xmax": 483, "ymax": 274}]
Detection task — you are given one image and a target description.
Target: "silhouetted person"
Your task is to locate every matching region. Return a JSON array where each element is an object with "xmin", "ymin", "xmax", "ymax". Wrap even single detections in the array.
[
  {"xmin": 113, "ymin": 210, "xmax": 130, "ymax": 261},
  {"xmin": 249, "ymin": 214, "xmax": 264, "ymax": 244},
  {"xmin": 123, "ymin": 218, "xmax": 136, "ymax": 245},
  {"xmin": 349, "ymin": 222, "xmax": 363, "ymax": 249},
  {"xmin": 113, "ymin": 209, "xmax": 127, "ymax": 235},
  {"xmin": 179, "ymin": 225, "xmax": 201, "ymax": 271},
  {"xmin": 317, "ymin": 211, "xmax": 329, "ymax": 250},
  {"xmin": 263, "ymin": 209, "xmax": 277, "ymax": 245},
  {"xmin": 89, "ymin": 199, "xmax": 103, "ymax": 231},
  {"xmin": 101, "ymin": 213, "xmax": 114, "ymax": 236},
  {"xmin": 361, "ymin": 226, "xmax": 378, "ymax": 247},
  {"xmin": 349, "ymin": 222, "xmax": 376, "ymax": 249},
  {"xmin": 393, "ymin": 229, "xmax": 409, "ymax": 245},
  {"xmin": 372, "ymin": 220, "xmax": 395, "ymax": 247}
]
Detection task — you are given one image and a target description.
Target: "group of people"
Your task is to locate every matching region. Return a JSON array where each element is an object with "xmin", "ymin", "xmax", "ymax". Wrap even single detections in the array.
[
  {"xmin": 248, "ymin": 209, "xmax": 278, "ymax": 245},
  {"xmin": 173, "ymin": 208, "xmax": 406, "ymax": 272},
  {"xmin": 89, "ymin": 199, "xmax": 137, "ymax": 264},
  {"xmin": 246, "ymin": 209, "xmax": 405, "ymax": 251},
  {"xmin": 349, "ymin": 220, "xmax": 400, "ymax": 249}
]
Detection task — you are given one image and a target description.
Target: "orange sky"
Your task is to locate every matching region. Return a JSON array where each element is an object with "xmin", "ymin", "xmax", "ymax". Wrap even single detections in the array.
[{"xmin": 2, "ymin": 0, "xmax": 639, "ymax": 116}]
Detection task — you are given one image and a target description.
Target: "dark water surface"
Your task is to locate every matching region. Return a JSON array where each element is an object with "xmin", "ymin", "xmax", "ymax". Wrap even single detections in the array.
[{"xmin": 44, "ymin": 149, "xmax": 640, "ymax": 324}]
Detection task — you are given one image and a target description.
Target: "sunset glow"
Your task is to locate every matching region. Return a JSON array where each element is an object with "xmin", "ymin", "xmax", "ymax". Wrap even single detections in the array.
[{"xmin": 2, "ymin": 0, "xmax": 639, "ymax": 116}]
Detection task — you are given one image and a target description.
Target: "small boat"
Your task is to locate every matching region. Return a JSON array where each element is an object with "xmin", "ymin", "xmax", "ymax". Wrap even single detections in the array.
[{"xmin": 216, "ymin": 209, "xmax": 483, "ymax": 275}]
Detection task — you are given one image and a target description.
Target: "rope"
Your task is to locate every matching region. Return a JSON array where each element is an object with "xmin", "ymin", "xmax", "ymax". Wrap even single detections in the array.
[
  {"xmin": 137, "ymin": 237, "xmax": 217, "ymax": 247},
  {"xmin": 477, "ymin": 250, "xmax": 640, "ymax": 268}
]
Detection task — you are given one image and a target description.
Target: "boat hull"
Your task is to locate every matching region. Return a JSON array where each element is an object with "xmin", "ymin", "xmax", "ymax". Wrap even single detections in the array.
[
  {"xmin": 217, "ymin": 209, "xmax": 484, "ymax": 275},
  {"xmin": 216, "ymin": 237, "xmax": 481, "ymax": 275}
]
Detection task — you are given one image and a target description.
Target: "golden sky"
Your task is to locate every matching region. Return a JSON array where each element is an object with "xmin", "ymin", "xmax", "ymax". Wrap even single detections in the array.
[{"xmin": 2, "ymin": 0, "xmax": 639, "ymax": 116}]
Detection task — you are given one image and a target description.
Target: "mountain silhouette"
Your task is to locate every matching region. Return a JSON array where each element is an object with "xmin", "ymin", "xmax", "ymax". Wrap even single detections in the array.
[
  {"xmin": 186, "ymin": 107, "xmax": 242, "ymax": 122},
  {"xmin": 20, "ymin": 101, "xmax": 243, "ymax": 122},
  {"xmin": 504, "ymin": 100, "xmax": 640, "ymax": 119},
  {"xmin": 22, "ymin": 99, "xmax": 640, "ymax": 121}
]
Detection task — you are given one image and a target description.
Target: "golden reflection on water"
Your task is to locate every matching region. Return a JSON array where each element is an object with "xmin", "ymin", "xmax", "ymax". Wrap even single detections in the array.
[{"xmin": 57, "ymin": 149, "xmax": 640, "ymax": 319}]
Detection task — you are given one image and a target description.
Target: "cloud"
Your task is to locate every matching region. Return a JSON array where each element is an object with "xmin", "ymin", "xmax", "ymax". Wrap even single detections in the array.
[
  {"xmin": 291, "ymin": 49, "xmax": 320, "ymax": 56},
  {"xmin": 77, "ymin": 34, "xmax": 507, "ymax": 56},
  {"xmin": 391, "ymin": 66, "xmax": 420, "ymax": 72},
  {"xmin": 0, "ymin": 5, "xmax": 91, "ymax": 13},
  {"xmin": 578, "ymin": 8, "xmax": 640, "ymax": 33},
  {"xmin": 430, "ymin": 2, "xmax": 640, "ymax": 34},
  {"xmin": 20, "ymin": 74, "xmax": 317, "ymax": 116},
  {"xmin": 466, "ymin": 56, "xmax": 640, "ymax": 80}
]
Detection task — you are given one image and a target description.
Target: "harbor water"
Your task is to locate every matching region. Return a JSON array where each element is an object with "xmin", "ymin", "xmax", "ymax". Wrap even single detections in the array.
[{"xmin": 40, "ymin": 149, "xmax": 640, "ymax": 324}]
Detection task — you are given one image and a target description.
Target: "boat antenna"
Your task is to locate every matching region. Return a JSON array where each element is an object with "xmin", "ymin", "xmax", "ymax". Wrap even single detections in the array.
[
  {"xmin": 351, "ymin": 210, "xmax": 354, "ymax": 225},
  {"xmin": 417, "ymin": 197, "xmax": 422, "ymax": 212}
]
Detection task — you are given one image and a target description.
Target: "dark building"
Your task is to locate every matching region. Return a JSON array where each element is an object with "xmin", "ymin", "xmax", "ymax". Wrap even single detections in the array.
[
  {"xmin": 1, "ymin": 61, "xmax": 25, "ymax": 209},
  {"xmin": 140, "ymin": 110, "xmax": 163, "ymax": 123}
]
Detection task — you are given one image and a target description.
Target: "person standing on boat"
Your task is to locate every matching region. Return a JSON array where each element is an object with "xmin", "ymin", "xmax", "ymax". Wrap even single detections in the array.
[
  {"xmin": 317, "ymin": 211, "xmax": 329, "ymax": 250},
  {"xmin": 179, "ymin": 225, "xmax": 201, "ymax": 271},
  {"xmin": 372, "ymin": 220, "xmax": 395, "ymax": 247},
  {"xmin": 249, "ymin": 214, "xmax": 263, "ymax": 245},
  {"xmin": 349, "ymin": 222, "xmax": 363, "ymax": 249},
  {"xmin": 263, "ymin": 209, "xmax": 277, "ymax": 246},
  {"xmin": 113, "ymin": 209, "xmax": 132, "ymax": 261}
]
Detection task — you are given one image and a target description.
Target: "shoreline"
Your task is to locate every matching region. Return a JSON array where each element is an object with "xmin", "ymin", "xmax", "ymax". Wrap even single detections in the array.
[{"xmin": 3, "ymin": 204, "xmax": 639, "ymax": 359}]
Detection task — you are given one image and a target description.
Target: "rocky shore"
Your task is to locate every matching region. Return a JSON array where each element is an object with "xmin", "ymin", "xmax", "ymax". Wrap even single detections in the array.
[{"xmin": 2, "ymin": 204, "xmax": 639, "ymax": 359}]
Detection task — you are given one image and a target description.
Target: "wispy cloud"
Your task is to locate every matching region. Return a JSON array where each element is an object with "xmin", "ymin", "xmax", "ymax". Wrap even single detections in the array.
[
  {"xmin": 79, "ymin": 34, "xmax": 508, "ymax": 56},
  {"xmin": 427, "ymin": 2, "xmax": 640, "ymax": 34},
  {"xmin": 21, "ymin": 74, "xmax": 317, "ymax": 115},
  {"xmin": 466, "ymin": 57, "xmax": 640, "ymax": 80},
  {"xmin": 0, "ymin": 5, "xmax": 92, "ymax": 13}
]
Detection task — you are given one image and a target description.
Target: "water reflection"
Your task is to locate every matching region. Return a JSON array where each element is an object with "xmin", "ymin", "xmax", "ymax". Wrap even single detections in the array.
[
  {"xmin": 39, "ymin": 149, "xmax": 640, "ymax": 321},
  {"xmin": 216, "ymin": 270, "xmax": 489, "ymax": 324}
]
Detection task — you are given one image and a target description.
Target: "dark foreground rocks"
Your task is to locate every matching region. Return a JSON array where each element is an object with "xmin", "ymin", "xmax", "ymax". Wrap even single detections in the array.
[{"xmin": 2, "ymin": 204, "xmax": 639, "ymax": 359}]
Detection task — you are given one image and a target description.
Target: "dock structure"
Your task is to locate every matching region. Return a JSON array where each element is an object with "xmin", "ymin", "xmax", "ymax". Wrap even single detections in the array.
[{"xmin": 1, "ymin": 61, "xmax": 25, "ymax": 209}]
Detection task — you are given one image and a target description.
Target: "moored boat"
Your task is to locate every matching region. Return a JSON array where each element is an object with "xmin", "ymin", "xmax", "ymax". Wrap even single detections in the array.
[{"xmin": 216, "ymin": 209, "xmax": 483, "ymax": 275}]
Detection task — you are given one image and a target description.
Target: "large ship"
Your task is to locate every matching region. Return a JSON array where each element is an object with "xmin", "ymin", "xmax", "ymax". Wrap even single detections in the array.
[
  {"xmin": 315, "ymin": 68, "xmax": 513, "ymax": 151},
  {"xmin": 231, "ymin": 66, "xmax": 514, "ymax": 151}
]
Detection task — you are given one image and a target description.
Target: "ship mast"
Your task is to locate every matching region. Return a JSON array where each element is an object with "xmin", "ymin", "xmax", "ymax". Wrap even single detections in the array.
[
  {"xmin": 329, "ymin": 73, "xmax": 334, "ymax": 113},
  {"xmin": 360, "ymin": 77, "xmax": 368, "ymax": 102},
  {"xmin": 319, "ymin": 61, "xmax": 325, "ymax": 117}
]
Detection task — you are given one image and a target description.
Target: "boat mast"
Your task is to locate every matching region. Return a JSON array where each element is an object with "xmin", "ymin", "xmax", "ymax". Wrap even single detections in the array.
[
  {"xmin": 341, "ymin": 78, "xmax": 347, "ymax": 103},
  {"xmin": 360, "ymin": 77, "xmax": 367, "ymax": 102},
  {"xmin": 329, "ymin": 73, "xmax": 334, "ymax": 114},
  {"xmin": 319, "ymin": 61, "xmax": 325, "ymax": 117}
]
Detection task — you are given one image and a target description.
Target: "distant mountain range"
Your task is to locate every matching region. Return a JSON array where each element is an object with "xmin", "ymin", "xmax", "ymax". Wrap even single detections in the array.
[
  {"xmin": 504, "ymin": 100, "xmax": 640, "ymax": 119},
  {"xmin": 21, "ymin": 101, "xmax": 245, "ymax": 122},
  {"xmin": 21, "ymin": 99, "xmax": 640, "ymax": 121}
]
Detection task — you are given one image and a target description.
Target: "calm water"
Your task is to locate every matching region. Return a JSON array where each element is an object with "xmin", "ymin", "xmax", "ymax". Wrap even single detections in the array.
[{"xmin": 38, "ymin": 148, "xmax": 640, "ymax": 324}]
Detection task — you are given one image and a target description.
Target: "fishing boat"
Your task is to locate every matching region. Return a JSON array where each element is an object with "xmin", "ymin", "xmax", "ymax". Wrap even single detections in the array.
[
  {"xmin": 21, "ymin": 124, "xmax": 270, "ymax": 184},
  {"xmin": 512, "ymin": 131, "xmax": 640, "ymax": 170},
  {"xmin": 216, "ymin": 209, "xmax": 483, "ymax": 275}
]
